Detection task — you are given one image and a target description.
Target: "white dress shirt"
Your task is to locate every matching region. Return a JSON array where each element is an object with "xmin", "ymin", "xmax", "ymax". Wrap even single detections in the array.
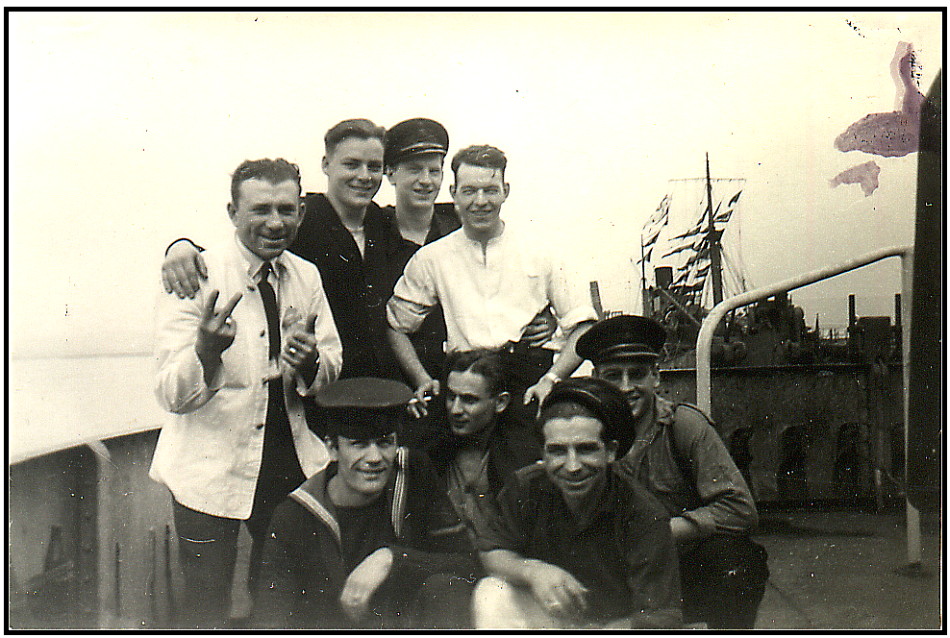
[
  {"xmin": 387, "ymin": 226, "xmax": 595, "ymax": 352},
  {"xmin": 151, "ymin": 236, "xmax": 342, "ymax": 519}
]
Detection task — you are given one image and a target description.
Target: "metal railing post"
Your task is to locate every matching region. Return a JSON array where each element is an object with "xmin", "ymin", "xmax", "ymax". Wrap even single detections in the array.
[
  {"xmin": 900, "ymin": 251, "xmax": 921, "ymax": 565},
  {"xmin": 695, "ymin": 245, "xmax": 918, "ymax": 565}
]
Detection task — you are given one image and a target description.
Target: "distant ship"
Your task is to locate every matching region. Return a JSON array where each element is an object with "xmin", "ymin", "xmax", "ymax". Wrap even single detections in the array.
[{"xmin": 628, "ymin": 155, "xmax": 901, "ymax": 369}]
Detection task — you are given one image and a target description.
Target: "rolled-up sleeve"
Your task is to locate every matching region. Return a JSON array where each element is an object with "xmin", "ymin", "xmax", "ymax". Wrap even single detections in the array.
[
  {"xmin": 154, "ymin": 289, "xmax": 223, "ymax": 414},
  {"xmin": 387, "ymin": 251, "xmax": 438, "ymax": 335}
]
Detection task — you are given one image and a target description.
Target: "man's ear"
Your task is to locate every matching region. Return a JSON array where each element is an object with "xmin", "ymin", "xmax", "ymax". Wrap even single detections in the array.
[
  {"xmin": 650, "ymin": 364, "xmax": 661, "ymax": 390},
  {"xmin": 227, "ymin": 201, "xmax": 237, "ymax": 224},
  {"xmin": 449, "ymin": 183, "xmax": 457, "ymax": 198},
  {"xmin": 503, "ymin": 182, "xmax": 511, "ymax": 198},
  {"xmin": 385, "ymin": 165, "xmax": 396, "ymax": 185},
  {"xmin": 324, "ymin": 436, "xmax": 339, "ymax": 462},
  {"xmin": 321, "ymin": 155, "xmax": 329, "ymax": 175},
  {"xmin": 494, "ymin": 391, "xmax": 512, "ymax": 414}
]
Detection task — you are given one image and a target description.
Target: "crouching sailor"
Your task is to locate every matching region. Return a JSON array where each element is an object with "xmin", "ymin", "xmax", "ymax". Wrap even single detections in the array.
[
  {"xmin": 253, "ymin": 377, "xmax": 478, "ymax": 629},
  {"xmin": 472, "ymin": 378, "xmax": 683, "ymax": 629}
]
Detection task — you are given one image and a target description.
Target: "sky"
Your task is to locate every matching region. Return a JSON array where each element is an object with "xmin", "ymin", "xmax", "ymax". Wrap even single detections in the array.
[{"xmin": 8, "ymin": 10, "xmax": 943, "ymax": 358}]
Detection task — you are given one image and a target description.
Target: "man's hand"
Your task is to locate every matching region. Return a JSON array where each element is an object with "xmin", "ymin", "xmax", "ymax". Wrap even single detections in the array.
[
  {"xmin": 281, "ymin": 313, "xmax": 320, "ymax": 383},
  {"xmin": 195, "ymin": 290, "xmax": 242, "ymax": 383},
  {"xmin": 526, "ymin": 561, "xmax": 589, "ymax": 619},
  {"xmin": 522, "ymin": 306, "xmax": 557, "ymax": 347},
  {"xmin": 162, "ymin": 240, "xmax": 207, "ymax": 298},
  {"xmin": 339, "ymin": 547, "xmax": 394, "ymax": 623},
  {"xmin": 407, "ymin": 378, "xmax": 440, "ymax": 418},
  {"xmin": 523, "ymin": 374, "xmax": 557, "ymax": 412}
]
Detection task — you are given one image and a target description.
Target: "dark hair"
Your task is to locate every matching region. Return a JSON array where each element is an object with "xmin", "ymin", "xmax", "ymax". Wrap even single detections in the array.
[
  {"xmin": 444, "ymin": 349, "xmax": 508, "ymax": 396},
  {"xmin": 539, "ymin": 377, "xmax": 635, "ymax": 457},
  {"xmin": 450, "ymin": 144, "xmax": 507, "ymax": 181},
  {"xmin": 324, "ymin": 118, "xmax": 386, "ymax": 156},
  {"xmin": 230, "ymin": 158, "xmax": 301, "ymax": 205}
]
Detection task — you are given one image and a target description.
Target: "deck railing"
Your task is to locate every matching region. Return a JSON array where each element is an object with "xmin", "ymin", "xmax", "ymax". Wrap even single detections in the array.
[{"xmin": 695, "ymin": 245, "xmax": 917, "ymax": 563}]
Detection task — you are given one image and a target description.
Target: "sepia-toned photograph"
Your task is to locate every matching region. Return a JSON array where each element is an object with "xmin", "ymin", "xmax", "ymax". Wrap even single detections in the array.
[{"xmin": 7, "ymin": 8, "xmax": 943, "ymax": 630}]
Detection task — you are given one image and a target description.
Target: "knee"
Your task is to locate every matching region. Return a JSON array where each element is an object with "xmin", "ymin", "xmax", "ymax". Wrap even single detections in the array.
[{"xmin": 472, "ymin": 577, "xmax": 521, "ymax": 629}]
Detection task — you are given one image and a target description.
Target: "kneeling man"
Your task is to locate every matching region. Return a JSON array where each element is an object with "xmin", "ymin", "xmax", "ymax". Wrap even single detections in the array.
[
  {"xmin": 473, "ymin": 378, "xmax": 682, "ymax": 629},
  {"xmin": 254, "ymin": 377, "xmax": 477, "ymax": 629},
  {"xmin": 576, "ymin": 315, "xmax": 769, "ymax": 628}
]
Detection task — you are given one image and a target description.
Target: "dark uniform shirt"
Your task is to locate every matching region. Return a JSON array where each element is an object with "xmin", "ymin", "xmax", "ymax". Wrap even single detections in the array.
[
  {"xmin": 617, "ymin": 396, "xmax": 757, "ymax": 537},
  {"xmin": 476, "ymin": 464, "xmax": 682, "ymax": 628},
  {"xmin": 425, "ymin": 424, "xmax": 541, "ymax": 538}
]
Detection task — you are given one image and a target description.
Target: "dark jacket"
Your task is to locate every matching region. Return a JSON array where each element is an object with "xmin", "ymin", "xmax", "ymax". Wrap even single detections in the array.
[
  {"xmin": 254, "ymin": 447, "xmax": 477, "ymax": 629},
  {"xmin": 293, "ymin": 193, "xmax": 403, "ymax": 381},
  {"xmin": 425, "ymin": 422, "xmax": 541, "ymax": 496}
]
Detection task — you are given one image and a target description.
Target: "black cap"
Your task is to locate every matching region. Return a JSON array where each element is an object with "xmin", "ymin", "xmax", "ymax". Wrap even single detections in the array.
[
  {"xmin": 314, "ymin": 377, "xmax": 414, "ymax": 440},
  {"xmin": 539, "ymin": 377, "xmax": 635, "ymax": 457},
  {"xmin": 384, "ymin": 118, "xmax": 449, "ymax": 168},
  {"xmin": 575, "ymin": 315, "xmax": 666, "ymax": 365}
]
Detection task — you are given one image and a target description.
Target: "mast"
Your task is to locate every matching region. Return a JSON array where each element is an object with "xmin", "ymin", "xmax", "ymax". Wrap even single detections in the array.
[
  {"xmin": 705, "ymin": 152, "xmax": 724, "ymax": 306},
  {"xmin": 640, "ymin": 240, "xmax": 650, "ymax": 316}
]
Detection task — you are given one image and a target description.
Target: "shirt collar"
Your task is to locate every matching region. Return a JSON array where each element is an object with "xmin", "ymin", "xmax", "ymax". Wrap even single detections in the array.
[
  {"xmin": 233, "ymin": 234, "xmax": 287, "ymax": 280},
  {"xmin": 461, "ymin": 220, "xmax": 506, "ymax": 248},
  {"xmin": 542, "ymin": 468, "xmax": 617, "ymax": 532}
]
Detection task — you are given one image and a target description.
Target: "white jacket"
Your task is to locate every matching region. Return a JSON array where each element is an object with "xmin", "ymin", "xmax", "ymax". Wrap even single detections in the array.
[{"xmin": 150, "ymin": 236, "xmax": 342, "ymax": 519}]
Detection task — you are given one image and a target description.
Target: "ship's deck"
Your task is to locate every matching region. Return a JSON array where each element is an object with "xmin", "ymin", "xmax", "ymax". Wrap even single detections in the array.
[{"xmin": 752, "ymin": 508, "xmax": 942, "ymax": 630}]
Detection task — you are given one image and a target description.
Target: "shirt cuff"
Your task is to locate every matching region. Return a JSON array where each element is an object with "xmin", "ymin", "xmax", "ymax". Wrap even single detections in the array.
[
  {"xmin": 679, "ymin": 509, "xmax": 717, "ymax": 537},
  {"xmin": 165, "ymin": 237, "xmax": 204, "ymax": 256}
]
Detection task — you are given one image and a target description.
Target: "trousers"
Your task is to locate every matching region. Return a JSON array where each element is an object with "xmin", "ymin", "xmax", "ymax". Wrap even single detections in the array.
[
  {"xmin": 172, "ymin": 379, "xmax": 305, "ymax": 629},
  {"xmin": 498, "ymin": 342, "xmax": 554, "ymax": 435},
  {"xmin": 679, "ymin": 534, "xmax": 770, "ymax": 629}
]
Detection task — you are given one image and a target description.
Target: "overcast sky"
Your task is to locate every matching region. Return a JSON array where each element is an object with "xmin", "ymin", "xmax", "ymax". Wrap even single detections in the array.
[{"xmin": 8, "ymin": 10, "xmax": 942, "ymax": 358}]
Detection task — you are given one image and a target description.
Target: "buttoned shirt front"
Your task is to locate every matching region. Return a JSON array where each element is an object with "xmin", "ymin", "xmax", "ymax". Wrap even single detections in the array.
[
  {"xmin": 387, "ymin": 226, "xmax": 595, "ymax": 352},
  {"xmin": 151, "ymin": 235, "xmax": 343, "ymax": 519}
]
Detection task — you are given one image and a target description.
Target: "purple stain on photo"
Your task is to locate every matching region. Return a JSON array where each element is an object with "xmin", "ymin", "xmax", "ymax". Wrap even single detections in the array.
[
  {"xmin": 834, "ymin": 41, "xmax": 925, "ymax": 158},
  {"xmin": 829, "ymin": 160, "xmax": 881, "ymax": 197}
]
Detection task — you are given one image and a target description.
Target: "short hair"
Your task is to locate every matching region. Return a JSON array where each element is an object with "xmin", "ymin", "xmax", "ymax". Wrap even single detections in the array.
[
  {"xmin": 324, "ymin": 118, "xmax": 386, "ymax": 156},
  {"xmin": 450, "ymin": 144, "xmax": 507, "ymax": 181},
  {"xmin": 444, "ymin": 349, "xmax": 508, "ymax": 396},
  {"xmin": 230, "ymin": 158, "xmax": 301, "ymax": 205}
]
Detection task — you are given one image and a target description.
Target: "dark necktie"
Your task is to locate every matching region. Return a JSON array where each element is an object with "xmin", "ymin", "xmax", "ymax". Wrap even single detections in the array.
[
  {"xmin": 250, "ymin": 261, "xmax": 304, "ymax": 580},
  {"xmin": 258, "ymin": 262, "xmax": 281, "ymax": 360}
]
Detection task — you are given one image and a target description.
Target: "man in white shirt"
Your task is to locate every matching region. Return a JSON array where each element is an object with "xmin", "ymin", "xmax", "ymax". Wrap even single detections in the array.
[
  {"xmin": 151, "ymin": 158, "xmax": 343, "ymax": 628},
  {"xmin": 386, "ymin": 145, "xmax": 595, "ymax": 432}
]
